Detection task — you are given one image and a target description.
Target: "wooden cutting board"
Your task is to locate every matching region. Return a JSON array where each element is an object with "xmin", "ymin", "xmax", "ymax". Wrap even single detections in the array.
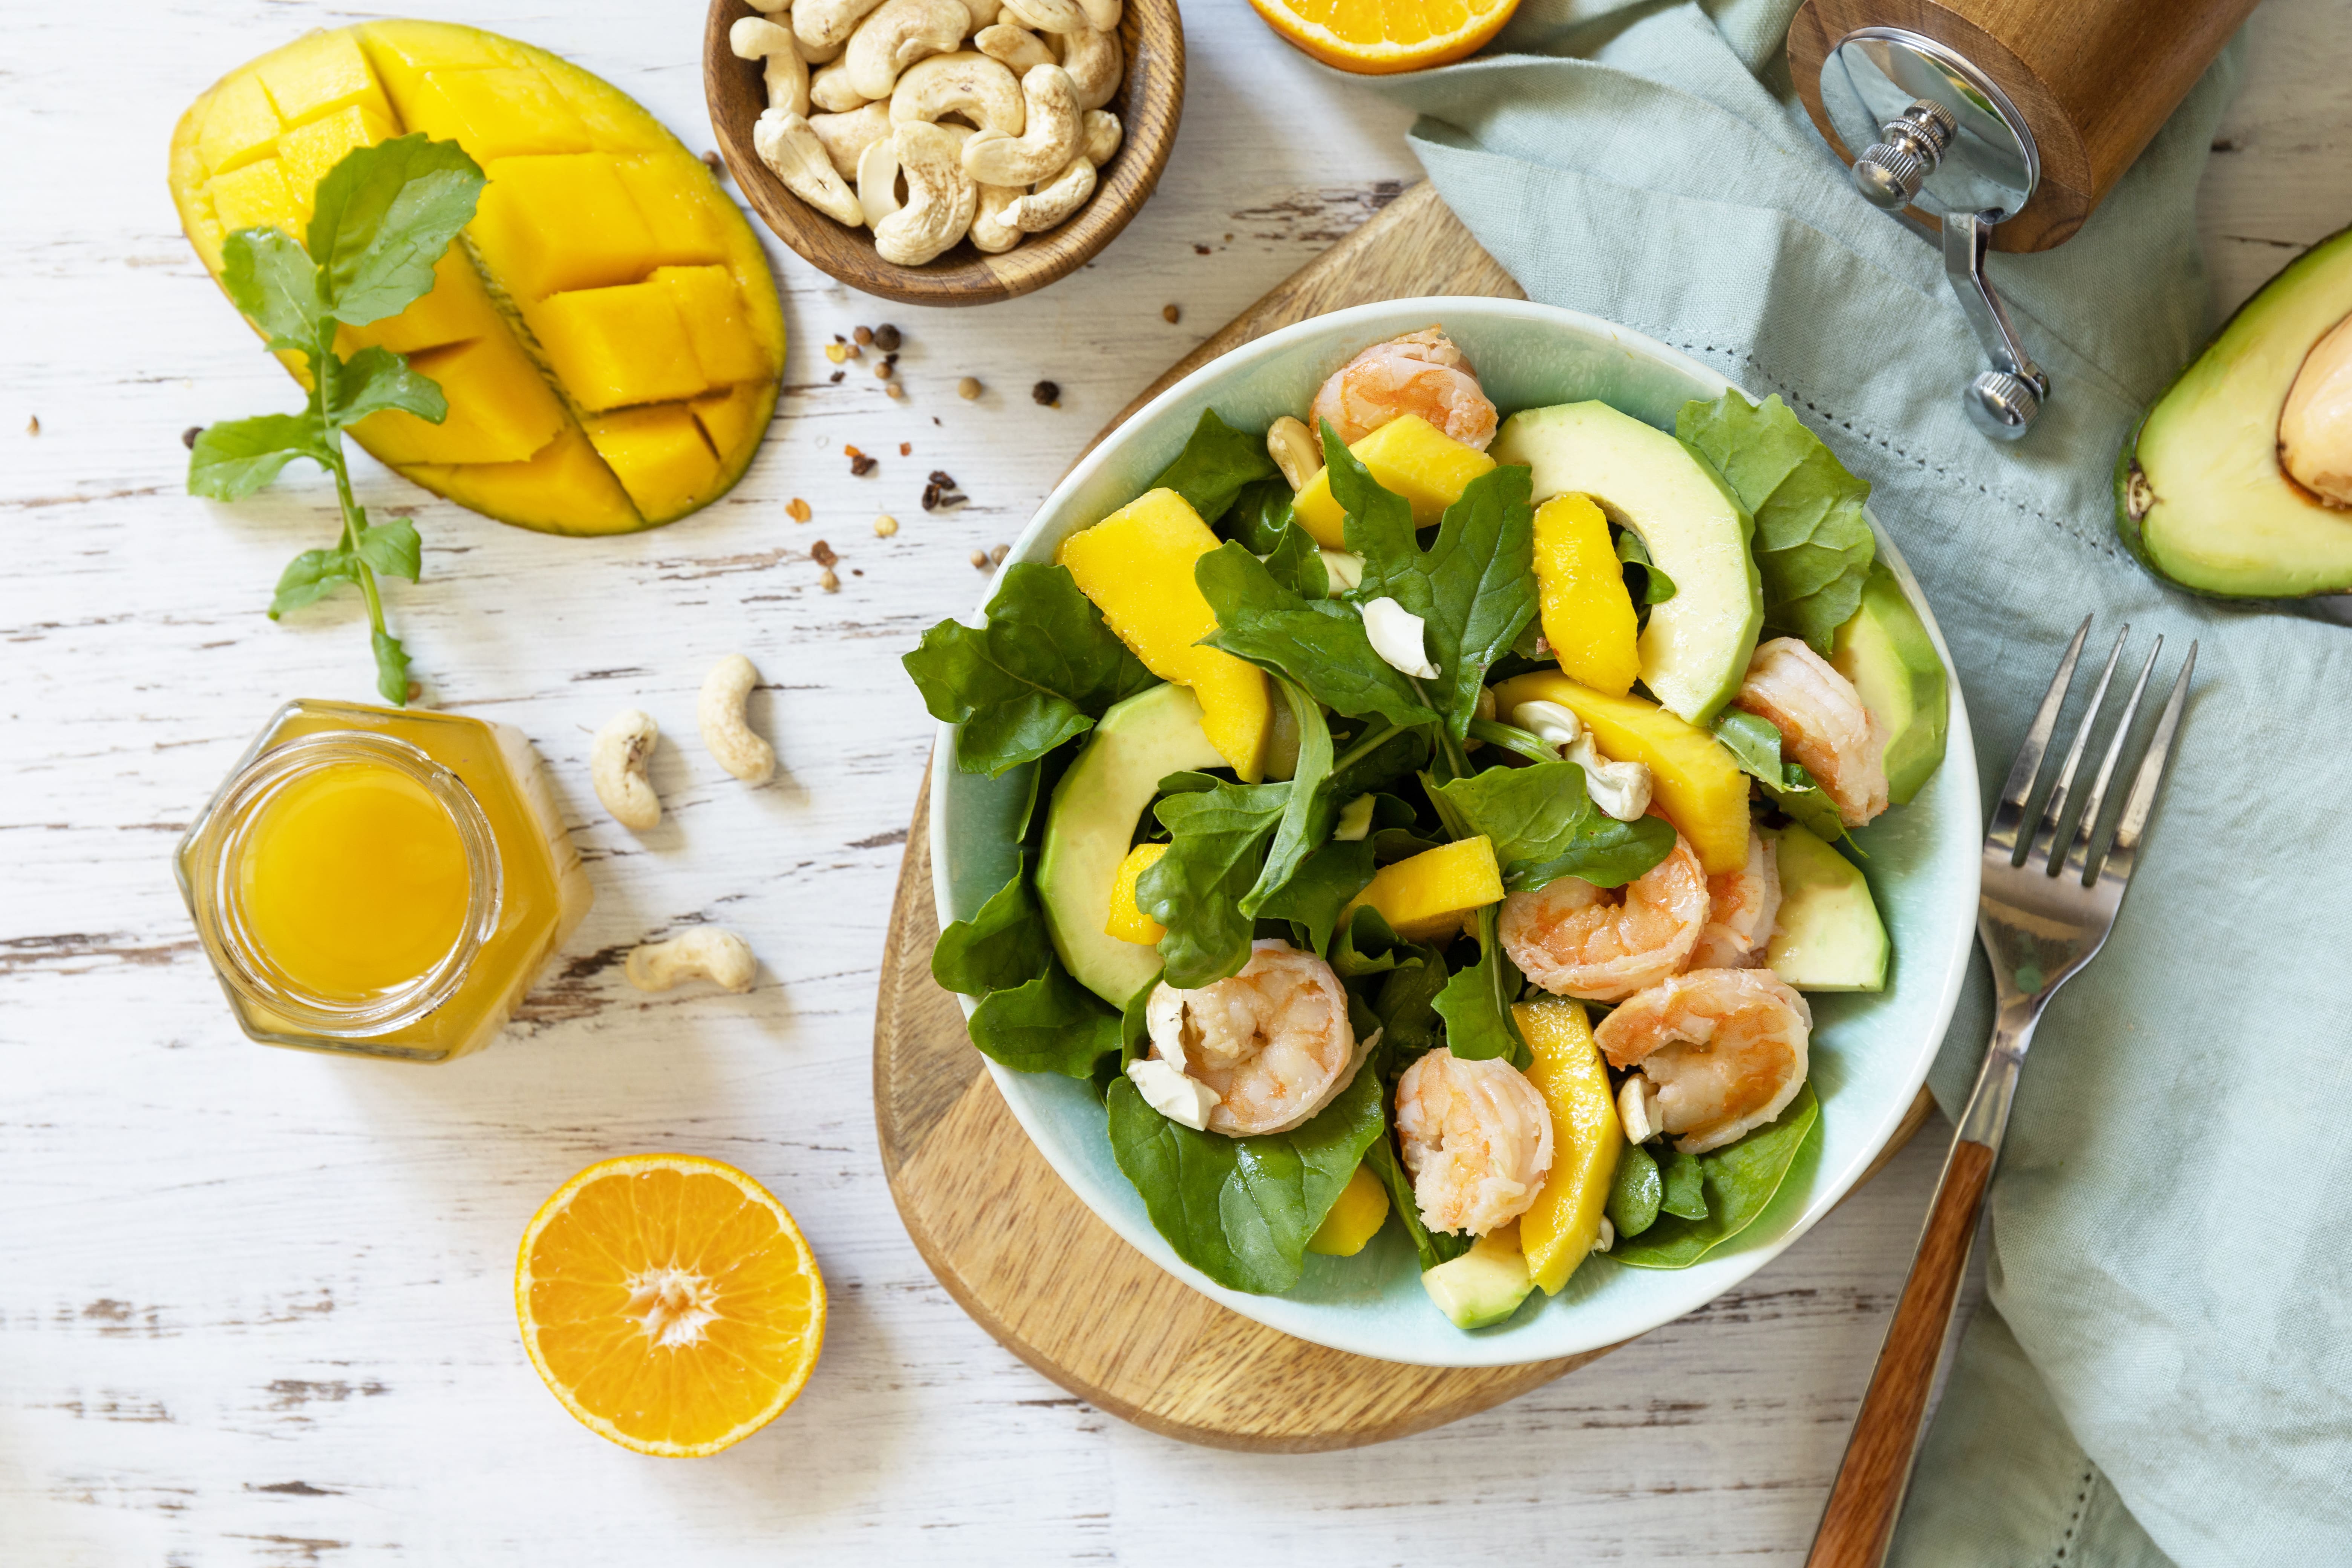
[{"xmin": 872, "ymin": 182, "xmax": 1930, "ymax": 1452}]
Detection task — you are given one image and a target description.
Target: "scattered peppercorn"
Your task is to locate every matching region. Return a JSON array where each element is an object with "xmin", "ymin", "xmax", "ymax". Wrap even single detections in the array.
[
  {"xmin": 970, "ymin": 549, "xmax": 990, "ymax": 570},
  {"xmin": 957, "ymin": 376, "xmax": 982, "ymax": 400},
  {"xmin": 874, "ymin": 323, "xmax": 902, "ymax": 352},
  {"xmin": 989, "ymin": 544, "xmax": 1009, "ymax": 565},
  {"xmin": 1032, "ymin": 380, "xmax": 1060, "ymax": 407},
  {"xmin": 829, "ymin": 370, "xmax": 845, "ymax": 383},
  {"xmin": 811, "ymin": 539, "xmax": 838, "ymax": 567},
  {"xmin": 1162, "ymin": 304, "xmax": 1181, "ymax": 324},
  {"xmin": 1193, "ymin": 243, "xmax": 1210, "ymax": 255},
  {"xmin": 181, "ymin": 425, "xmax": 203, "ymax": 449},
  {"xmin": 884, "ymin": 382, "xmax": 904, "ymax": 399},
  {"xmin": 787, "ymin": 498, "xmax": 812, "ymax": 523},
  {"xmin": 701, "ymin": 150, "xmax": 725, "ymax": 176},
  {"xmin": 898, "ymin": 441, "xmax": 911, "ymax": 456},
  {"xmin": 820, "ymin": 568, "xmax": 840, "ymax": 592},
  {"xmin": 853, "ymin": 325, "xmax": 874, "ymax": 346},
  {"xmin": 874, "ymin": 514, "xmax": 900, "ymax": 537}
]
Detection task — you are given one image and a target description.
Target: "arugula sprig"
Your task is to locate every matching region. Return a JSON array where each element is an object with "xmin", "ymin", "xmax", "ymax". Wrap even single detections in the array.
[
  {"xmin": 188, "ymin": 135, "xmax": 487, "ymax": 706},
  {"xmin": 1710, "ymin": 709, "xmax": 1855, "ymax": 847}
]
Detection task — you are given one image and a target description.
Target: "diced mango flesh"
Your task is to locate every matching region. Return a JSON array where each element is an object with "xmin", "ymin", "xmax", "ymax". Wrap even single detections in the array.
[
  {"xmin": 1058, "ymin": 488, "xmax": 1276, "ymax": 782},
  {"xmin": 1104, "ymin": 842, "xmax": 1170, "ymax": 945},
  {"xmin": 1341, "ymin": 836, "xmax": 1504, "ymax": 943},
  {"xmin": 167, "ymin": 20, "xmax": 785, "ymax": 534},
  {"xmin": 1290, "ymin": 415, "xmax": 1499, "ymax": 548},
  {"xmin": 1532, "ymin": 494, "xmax": 1641, "ymax": 696},
  {"xmin": 1490, "ymin": 672, "xmax": 1749, "ymax": 875},
  {"xmin": 1513, "ymin": 998, "xmax": 1623, "ymax": 1295},
  {"xmin": 1307, "ymin": 1162, "xmax": 1392, "ymax": 1257}
]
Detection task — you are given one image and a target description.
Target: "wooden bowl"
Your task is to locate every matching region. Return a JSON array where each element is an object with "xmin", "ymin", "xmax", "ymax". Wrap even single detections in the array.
[{"xmin": 703, "ymin": 0, "xmax": 1184, "ymax": 307}]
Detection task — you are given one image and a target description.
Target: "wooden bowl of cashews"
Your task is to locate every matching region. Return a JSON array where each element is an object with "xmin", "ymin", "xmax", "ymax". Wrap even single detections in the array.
[{"xmin": 703, "ymin": 0, "xmax": 1182, "ymax": 306}]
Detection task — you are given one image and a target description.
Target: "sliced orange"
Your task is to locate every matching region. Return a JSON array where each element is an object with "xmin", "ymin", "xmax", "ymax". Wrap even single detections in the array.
[
  {"xmin": 1246, "ymin": 0, "xmax": 1520, "ymax": 74},
  {"xmin": 515, "ymin": 1154, "xmax": 825, "ymax": 1457}
]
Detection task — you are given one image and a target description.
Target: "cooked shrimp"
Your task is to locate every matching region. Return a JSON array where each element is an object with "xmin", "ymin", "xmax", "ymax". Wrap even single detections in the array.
[
  {"xmin": 1145, "ymin": 940, "xmax": 1364, "ymax": 1137},
  {"xmin": 1394, "ymin": 1047, "xmax": 1555, "ymax": 1236},
  {"xmin": 1498, "ymin": 828, "xmax": 1709, "ymax": 1001},
  {"xmin": 1308, "ymin": 327, "xmax": 1498, "ymax": 452},
  {"xmin": 1687, "ymin": 825, "xmax": 1781, "ymax": 970},
  {"xmin": 1734, "ymin": 637, "xmax": 1890, "ymax": 827},
  {"xmin": 1595, "ymin": 969, "xmax": 1811, "ymax": 1154}
]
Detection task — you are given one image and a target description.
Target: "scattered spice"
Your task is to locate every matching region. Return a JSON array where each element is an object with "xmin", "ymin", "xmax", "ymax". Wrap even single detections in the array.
[
  {"xmin": 874, "ymin": 514, "xmax": 900, "ymax": 537},
  {"xmin": 884, "ymin": 382, "xmax": 904, "ymax": 399},
  {"xmin": 1162, "ymin": 304, "xmax": 1181, "ymax": 324},
  {"xmin": 853, "ymin": 325, "xmax": 874, "ymax": 347},
  {"xmin": 828, "ymin": 370, "xmax": 845, "ymax": 383},
  {"xmin": 922, "ymin": 470, "xmax": 967, "ymax": 511},
  {"xmin": 874, "ymin": 323, "xmax": 902, "ymax": 352},
  {"xmin": 819, "ymin": 568, "xmax": 840, "ymax": 592},
  {"xmin": 787, "ymin": 498, "xmax": 812, "ymax": 523},
  {"xmin": 957, "ymin": 376, "xmax": 982, "ymax": 400},
  {"xmin": 1193, "ymin": 243, "xmax": 1210, "ymax": 256},
  {"xmin": 989, "ymin": 543, "xmax": 1009, "ymax": 565},
  {"xmin": 852, "ymin": 568, "xmax": 864, "ymax": 577},
  {"xmin": 846, "ymin": 444, "xmax": 877, "ymax": 476},
  {"xmin": 824, "ymin": 341, "xmax": 849, "ymax": 365},
  {"xmin": 898, "ymin": 441, "xmax": 911, "ymax": 456},
  {"xmin": 969, "ymin": 549, "xmax": 990, "ymax": 570},
  {"xmin": 874, "ymin": 354, "xmax": 899, "ymax": 380},
  {"xmin": 26, "ymin": 415, "xmax": 40, "ymax": 436},
  {"xmin": 811, "ymin": 539, "xmax": 838, "ymax": 567},
  {"xmin": 181, "ymin": 425, "xmax": 203, "ymax": 449},
  {"xmin": 1032, "ymin": 380, "xmax": 1060, "ymax": 407},
  {"xmin": 701, "ymin": 150, "xmax": 725, "ymax": 176}
]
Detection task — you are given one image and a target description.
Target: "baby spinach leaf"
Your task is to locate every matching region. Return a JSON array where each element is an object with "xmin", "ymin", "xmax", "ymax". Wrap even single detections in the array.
[
  {"xmin": 1256, "ymin": 839, "xmax": 1378, "ymax": 957},
  {"xmin": 1614, "ymin": 527, "xmax": 1677, "ymax": 605},
  {"xmin": 189, "ymin": 415, "xmax": 333, "ymax": 501},
  {"xmin": 1432, "ymin": 905, "xmax": 1528, "ymax": 1068},
  {"xmin": 1331, "ymin": 905, "xmax": 1412, "ymax": 979},
  {"xmin": 1261, "ymin": 519, "xmax": 1329, "ymax": 599},
  {"xmin": 1243, "ymin": 679, "xmax": 1334, "ymax": 916},
  {"xmin": 1657, "ymin": 1147, "xmax": 1708, "ymax": 1220},
  {"xmin": 1372, "ymin": 944, "xmax": 1450, "ymax": 1054},
  {"xmin": 969, "ymin": 959, "xmax": 1125, "ymax": 1079},
  {"xmin": 905, "ymin": 562, "xmax": 1156, "ymax": 777},
  {"xmin": 308, "ymin": 133, "xmax": 488, "ymax": 327},
  {"xmin": 1710, "ymin": 709, "xmax": 1852, "ymax": 847},
  {"xmin": 220, "ymin": 228, "xmax": 325, "ymax": 352},
  {"xmin": 1106, "ymin": 1056, "xmax": 1386, "ymax": 1294},
  {"xmin": 1677, "ymin": 391, "xmax": 1874, "ymax": 654},
  {"xmin": 932, "ymin": 857, "xmax": 1055, "ymax": 997},
  {"xmin": 1140, "ymin": 778, "xmax": 1289, "ymax": 988},
  {"xmin": 1148, "ymin": 408, "xmax": 1279, "ymax": 524},
  {"xmin": 1432, "ymin": 761, "xmax": 1677, "ymax": 893},
  {"xmin": 1327, "ymin": 424, "xmax": 1540, "ymax": 740},
  {"xmin": 1611, "ymin": 1085, "xmax": 1820, "ymax": 1269},
  {"xmin": 1226, "ymin": 476, "xmax": 1297, "ymax": 554},
  {"xmin": 1197, "ymin": 542, "xmax": 1432, "ymax": 732},
  {"xmin": 1607, "ymin": 1142, "xmax": 1663, "ymax": 1239},
  {"xmin": 1364, "ymin": 1128, "xmax": 1469, "ymax": 1272}
]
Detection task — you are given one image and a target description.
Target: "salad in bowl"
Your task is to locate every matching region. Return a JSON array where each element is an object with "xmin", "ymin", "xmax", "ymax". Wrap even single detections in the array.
[{"xmin": 906, "ymin": 301, "xmax": 1975, "ymax": 1361}]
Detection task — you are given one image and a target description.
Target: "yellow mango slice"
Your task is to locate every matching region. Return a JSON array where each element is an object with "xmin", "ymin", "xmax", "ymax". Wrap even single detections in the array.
[
  {"xmin": 1104, "ymin": 843, "xmax": 1169, "ymax": 945},
  {"xmin": 1058, "ymin": 488, "xmax": 1275, "ymax": 782},
  {"xmin": 1308, "ymin": 1162, "xmax": 1392, "ymax": 1257},
  {"xmin": 1341, "ymin": 836, "xmax": 1504, "ymax": 943},
  {"xmin": 1290, "ymin": 415, "xmax": 1499, "ymax": 549},
  {"xmin": 1513, "ymin": 998, "xmax": 1623, "ymax": 1294},
  {"xmin": 1532, "ymin": 494, "xmax": 1641, "ymax": 696},
  {"xmin": 1490, "ymin": 672, "xmax": 1749, "ymax": 875},
  {"xmin": 169, "ymin": 21, "xmax": 784, "ymax": 534}
]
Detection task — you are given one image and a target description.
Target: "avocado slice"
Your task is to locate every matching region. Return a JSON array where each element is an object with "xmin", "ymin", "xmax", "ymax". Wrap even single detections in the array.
[
  {"xmin": 1419, "ymin": 1223, "xmax": 1536, "ymax": 1329},
  {"xmin": 1035, "ymin": 682, "xmax": 1223, "ymax": 1007},
  {"xmin": 2118, "ymin": 224, "xmax": 2352, "ymax": 598},
  {"xmin": 1830, "ymin": 561, "xmax": 1948, "ymax": 804},
  {"xmin": 1492, "ymin": 402, "xmax": 1762, "ymax": 723},
  {"xmin": 1766, "ymin": 827, "xmax": 1887, "ymax": 992}
]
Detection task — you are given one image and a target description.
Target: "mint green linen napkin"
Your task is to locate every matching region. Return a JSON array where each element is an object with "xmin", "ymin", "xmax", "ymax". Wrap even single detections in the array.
[{"xmin": 1357, "ymin": 5, "xmax": 2352, "ymax": 1561}]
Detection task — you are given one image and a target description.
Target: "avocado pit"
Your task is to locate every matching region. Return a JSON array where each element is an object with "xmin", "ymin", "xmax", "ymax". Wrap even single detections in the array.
[{"xmin": 2278, "ymin": 312, "xmax": 2352, "ymax": 508}]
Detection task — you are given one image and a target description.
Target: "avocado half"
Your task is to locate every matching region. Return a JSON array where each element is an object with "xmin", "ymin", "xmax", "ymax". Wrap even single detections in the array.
[{"xmin": 2117, "ymin": 224, "xmax": 2352, "ymax": 598}]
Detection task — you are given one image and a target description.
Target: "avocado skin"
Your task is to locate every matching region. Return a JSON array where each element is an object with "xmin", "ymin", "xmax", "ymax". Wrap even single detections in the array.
[{"xmin": 2113, "ymin": 223, "xmax": 2352, "ymax": 600}]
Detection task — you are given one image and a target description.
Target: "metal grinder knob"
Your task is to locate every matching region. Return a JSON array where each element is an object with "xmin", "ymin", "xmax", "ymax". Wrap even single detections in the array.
[{"xmin": 1853, "ymin": 100, "xmax": 1957, "ymax": 210}]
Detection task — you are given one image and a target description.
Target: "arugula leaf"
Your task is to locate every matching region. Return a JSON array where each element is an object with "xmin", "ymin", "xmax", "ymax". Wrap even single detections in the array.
[
  {"xmin": 1364, "ymin": 1127, "xmax": 1468, "ymax": 1272},
  {"xmin": 1612, "ymin": 1085, "xmax": 1819, "ymax": 1269},
  {"xmin": 268, "ymin": 548, "xmax": 361, "ymax": 617},
  {"xmin": 1226, "ymin": 476, "xmax": 1296, "ymax": 554},
  {"xmin": 220, "ymin": 228, "xmax": 324, "ymax": 352},
  {"xmin": 1197, "ymin": 542, "xmax": 1431, "ymax": 732},
  {"xmin": 1431, "ymin": 905, "xmax": 1528, "ymax": 1067},
  {"xmin": 1107, "ymin": 1055, "xmax": 1386, "ymax": 1294},
  {"xmin": 1677, "ymin": 391, "xmax": 1874, "ymax": 654},
  {"xmin": 308, "ymin": 134, "xmax": 487, "ymax": 327},
  {"xmin": 1330, "ymin": 905, "xmax": 1414, "ymax": 979},
  {"xmin": 355, "ymin": 516, "xmax": 422, "ymax": 583},
  {"xmin": 371, "ymin": 628, "xmax": 412, "ymax": 706},
  {"xmin": 1147, "ymin": 409, "xmax": 1280, "ymax": 524},
  {"xmin": 1432, "ymin": 761, "xmax": 1676, "ymax": 892},
  {"xmin": 1370, "ymin": 943, "xmax": 1450, "ymax": 1055},
  {"xmin": 1139, "ymin": 778, "xmax": 1289, "ymax": 987},
  {"xmin": 1243, "ymin": 680, "xmax": 1334, "ymax": 916},
  {"xmin": 1261, "ymin": 519, "xmax": 1329, "ymax": 599},
  {"xmin": 1255, "ymin": 839, "xmax": 1378, "ymax": 956},
  {"xmin": 1606, "ymin": 1141, "xmax": 1663, "ymax": 1239},
  {"xmin": 1614, "ymin": 527, "xmax": 1677, "ymax": 605},
  {"xmin": 332, "ymin": 346, "xmax": 447, "ymax": 426},
  {"xmin": 932, "ymin": 858, "xmax": 1056, "ymax": 996},
  {"xmin": 189, "ymin": 415, "xmax": 332, "ymax": 501},
  {"xmin": 1710, "ymin": 709, "xmax": 1851, "ymax": 845},
  {"xmin": 969, "ymin": 960, "xmax": 1126, "ymax": 1079},
  {"xmin": 905, "ymin": 563, "xmax": 1155, "ymax": 776},
  {"xmin": 1326, "ymin": 424, "xmax": 1539, "ymax": 740}
]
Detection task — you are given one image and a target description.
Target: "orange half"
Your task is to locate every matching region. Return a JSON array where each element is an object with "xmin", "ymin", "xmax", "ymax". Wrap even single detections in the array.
[
  {"xmin": 1247, "ymin": 0, "xmax": 1520, "ymax": 74},
  {"xmin": 516, "ymin": 1154, "xmax": 825, "ymax": 1456}
]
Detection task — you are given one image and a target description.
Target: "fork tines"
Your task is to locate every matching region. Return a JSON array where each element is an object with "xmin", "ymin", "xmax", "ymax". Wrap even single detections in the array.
[{"xmin": 1988, "ymin": 616, "xmax": 2196, "ymax": 888}]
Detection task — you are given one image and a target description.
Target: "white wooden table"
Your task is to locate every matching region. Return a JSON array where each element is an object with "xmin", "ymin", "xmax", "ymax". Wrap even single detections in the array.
[{"xmin": 6, "ymin": 2, "xmax": 2344, "ymax": 1561}]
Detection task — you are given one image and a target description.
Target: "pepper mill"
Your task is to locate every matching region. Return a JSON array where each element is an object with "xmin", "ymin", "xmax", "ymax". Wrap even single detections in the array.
[{"xmin": 1787, "ymin": 0, "xmax": 2261, "ymax": 439}]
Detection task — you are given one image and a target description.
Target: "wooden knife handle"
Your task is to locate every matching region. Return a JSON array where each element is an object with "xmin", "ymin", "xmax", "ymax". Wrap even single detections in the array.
[{"xmin": 1805, "ymin": 1138, "xmax": 1997, "ymax": 1568}]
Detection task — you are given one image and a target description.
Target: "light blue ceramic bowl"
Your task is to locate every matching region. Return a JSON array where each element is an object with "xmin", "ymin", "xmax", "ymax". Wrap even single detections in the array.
[{"xmin": 928, "ymin": 298, "xmax": 1980, "ymax": 1368}]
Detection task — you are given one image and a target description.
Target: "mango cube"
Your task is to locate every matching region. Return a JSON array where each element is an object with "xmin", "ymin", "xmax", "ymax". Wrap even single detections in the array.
[
  {"xmin": 1291, "ymin": 415, "xmax": 1498, "ymax": 549},
  {"xmin": 471, "ymin": 155, "xmax": 660, "ymax": 300},
  {"xmin": 653, "ymin": 266, "xmax": 769, "ymax": 386},
  {"xmin": 527, "ymin": 283, "xmax": 709, "ymax": 413},
  {"xmin": 402, "ymin": 67, "xmax": 590, "ymax": 160},
  {"xmin": 1104, "ymin": 843, "xmax": 1170, "ymax": 945},
  {"xmin": 359, "ymin": 22, "xmax": 512, "ymax": 121},
  {"xmin": 275, "ymin": 105, "xmax": 397, "ymax": 220},
  {"xmin": 619, "ymin": 158, "xmax": 727, "ymax": 265},
  {"xmin": 351, "ymin": 334, "xmax": 566, "ymax": 465},
  {"xmin": 1340, "ymin": 836, "xmax": 1504, "ymax": 943},
  {"xmin": 340, "ymin": 250, "xmax": 502, "ymax": 356},
  {"xmin": 1532, "ymin": 493, "xmax": 1641, "ymax": 695},
  {"xmin": 407, "ymin": 424, "xmax": 639, "ymax": 537},
  {"xmin": 1058, "ymin": 488, "xmax": 1276, "ymax": 782},
  {"xmin": 1490, "ymin": 671, "xmax": 1750, "ymax": 875},
  {"xmin": 1513, "ymin": 998, "xmax": 1623, "ymax": 1294},
  {"xmin": 195, "ymin": 74, "xmax": 283, "ymax": 176},
  {"xmin": 205, "ymin": 159, "xmax": 301, "ymax": 237},
  {"xmin": 253, "ymin": 29, "xmax": 393, "ymax": 129},
  {"xmin": 584, "ymin": 406, "xmax": 721, "ymax": 518},
  {"xmin": 688, "ymin": 385, "xmax": 769, "ymax": 459},
  {"xmin": 1306, "ymin": 1162, "xmax": 1392, "ymax": 1257}
]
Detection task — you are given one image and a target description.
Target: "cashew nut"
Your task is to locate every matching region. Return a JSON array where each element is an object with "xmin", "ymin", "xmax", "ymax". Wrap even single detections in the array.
[
  {"xmin": 753, "ymin": 109, "xmax": 864, "ymax": 224},
  {"xmin": 591, "ymin": 710, "xmax": 662, "ymax": 832},
  {"xmin": 857, "ymin": 132, "xmax": 903, "ymax": 228},
  {"xmin": 809, "ymin": 58, "xmax": 870, "ymax": 113},
  {"xmin": 969, "ymin": 181, "xmax": 1024, "ymax": 252},
  {"xmin": 625, "ymin": 929, "xmax": 759, "ymax": 994},
  {"xmin": 891, "ymin": 51, "xmax": 1024, "ymax": 135},
  {"xmin": 975, "ymin": 22, "xmax": 1054, "ymax": 72},
  {"xmin": 1080, "ymin": 107, "xmax": 1120, "ymax": 165},
  {"xmin": 1008, "ymin": 153, "xmax": 1094, "ymax": 232},
  {"xmin": 797, "ymin": 32, "xmax": 846, "ymax": 63},
  {"xmin": 843, "ymin": 0, "xmax": 969, "ymax": 100},
  {"xmin": 1266, "ymin": 414, "xmax": 1321, "ymax": 492},
  {"xmin": 1001, "ymin": 0, "xmax": 1088, "ymax": 32},
  {"xmin": 732, "ymin": 17, "xmax": 813, "ymax": 118},
  {"xmin": 1054, "ymin": 24, "xmax": 1121, "ymax": 111},
  {"xmin": 873, "ymin": 120, "xmax": 978, "ymax": 263},
  {"xmin": 796, "ymin": 0, "xmax": 891, "ymax": 51},
  {"xmin": 809, "ymin": 100, "xmax": 894, "ymax": 176},
  {"xmin": 746, "ymin": 0, "xmax": 790, "ymax": 12},
  {"xmin": 962, "ymin": 64, "xmax": 1079, "ymax": 186},
  {"xmin": 951, "ymin": 0, "xmax": 1002, "ymax": 29},
  {"xmin": 698, "ymin": 652, "xmax": 777, "ymax": 784}
]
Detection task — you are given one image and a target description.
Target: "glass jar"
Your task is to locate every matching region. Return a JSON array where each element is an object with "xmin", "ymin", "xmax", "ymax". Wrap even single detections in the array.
[{"xmin": 176, "ymin": 700, "xmax": 592, "ymax": 1062}]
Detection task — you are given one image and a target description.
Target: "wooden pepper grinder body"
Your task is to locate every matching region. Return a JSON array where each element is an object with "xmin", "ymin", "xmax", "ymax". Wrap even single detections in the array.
[{"xmin": 1790, "ymin": 0, "xmax": 2259, "ymax": 252}]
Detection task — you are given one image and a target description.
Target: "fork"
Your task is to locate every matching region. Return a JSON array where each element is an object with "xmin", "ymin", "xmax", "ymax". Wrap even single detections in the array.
[{"xmin": 1805, "ymin": 617, "xmax": 2197, "ymax": 1568}]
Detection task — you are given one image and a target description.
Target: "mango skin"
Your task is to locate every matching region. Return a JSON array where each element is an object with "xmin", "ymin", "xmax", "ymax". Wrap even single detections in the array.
[
  {"xmin": 1513, "ymin": 998, "xmax": 1622, "ymax": 1294},
  {"xmin": 1059, "ymin": 489, "xmax": 1276, "ymax": 781},
  {"xmin": 1531, "ymin": 494, "xmax": 1641, "ymax": 695},
  {"xmin": 1104, "ymin": 842, "xmax": 1169, "ymax": 945},
  {"xmin": 168, "ymin": 21, "xmax": 783, "ymax": 535},
  {"xmin": 1307, "ymin": 1162, "xmax": 1392, "ymax": 1257},
  {"xmin": 1490, "ymin": 671, "xmax": 1749, "ymax": 876},
  {"xmin": 1340, "ymin": 836, "xmax": 1504, "ymax": 943},
  {"xmin": 1290, "ymin": 415, "xmax": 1498, "ymax": 548}
]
